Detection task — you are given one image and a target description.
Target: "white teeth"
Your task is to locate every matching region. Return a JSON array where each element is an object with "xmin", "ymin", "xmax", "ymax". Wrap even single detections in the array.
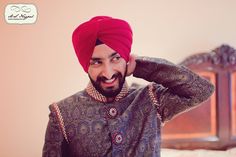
[{"xmin": 105, "ymin": 78, "xmax": 115, "ymax": 83}]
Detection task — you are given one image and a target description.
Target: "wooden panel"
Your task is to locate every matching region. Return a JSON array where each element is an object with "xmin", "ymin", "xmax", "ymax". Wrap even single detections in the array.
[
  {"xmin": 162, "ymin": 71, "xmax": 217, "ymax": 140},
  {"xmin": 231, "ymin": 72, "xmax": 236, "ymax": 138}
]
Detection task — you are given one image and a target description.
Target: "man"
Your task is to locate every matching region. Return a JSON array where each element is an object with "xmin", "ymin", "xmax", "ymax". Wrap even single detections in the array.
[{"xmin": 42, "ymin": 16, "xmax": 214, "ymax": 157}]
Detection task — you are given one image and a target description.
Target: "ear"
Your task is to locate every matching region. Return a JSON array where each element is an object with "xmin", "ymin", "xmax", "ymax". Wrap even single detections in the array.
[{"xmin": 126, "ymin": 54, "xmax": 137, "ymax": 76}]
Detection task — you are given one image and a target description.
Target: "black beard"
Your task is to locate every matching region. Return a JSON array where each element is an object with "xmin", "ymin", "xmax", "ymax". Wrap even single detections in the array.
[{"xmin": 89, "ymin": 67, "xmax": 127, "ymax": 98}]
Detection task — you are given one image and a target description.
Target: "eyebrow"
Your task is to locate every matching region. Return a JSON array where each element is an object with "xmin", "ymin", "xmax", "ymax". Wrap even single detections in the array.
[{"xmin": 90, "ymin": 52, "xmax": 119, "ymax": 61}]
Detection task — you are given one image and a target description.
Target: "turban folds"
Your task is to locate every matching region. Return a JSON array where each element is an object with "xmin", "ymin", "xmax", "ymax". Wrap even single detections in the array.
[{"xmin": 72, "ymin": 16, "xmax": 133, "ymax": 72}]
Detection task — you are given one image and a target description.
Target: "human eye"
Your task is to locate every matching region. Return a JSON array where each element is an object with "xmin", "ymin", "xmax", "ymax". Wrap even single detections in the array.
[
  {"xmin": 112, "ymin": 56, "xmax": 121, "ymax": 62},
  {"xmin": 90, "ymin": 60, "xmax": 101, "ymax": 66}
]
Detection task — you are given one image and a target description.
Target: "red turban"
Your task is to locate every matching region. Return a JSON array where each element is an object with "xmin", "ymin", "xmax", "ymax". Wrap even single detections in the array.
[{"xmin": 72, "ymin": 16, "xmax": 133, "ymax": 72}]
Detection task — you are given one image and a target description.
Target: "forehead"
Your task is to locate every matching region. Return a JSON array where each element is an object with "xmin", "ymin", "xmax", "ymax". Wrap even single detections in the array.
[{"xmin": 91, "ymin": 44, "xmax": 118, "ymax": 59}]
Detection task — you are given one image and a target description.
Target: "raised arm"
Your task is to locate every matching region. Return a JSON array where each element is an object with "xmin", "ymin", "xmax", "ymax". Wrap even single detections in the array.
[{"xmin": 132, "ymin": 56, "xmax": 215, "ymax": 122}]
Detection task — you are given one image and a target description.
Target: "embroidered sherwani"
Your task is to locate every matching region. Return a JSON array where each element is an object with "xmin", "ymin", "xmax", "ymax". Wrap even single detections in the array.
[{"xmin": 42, "ymin": 57, "xmax": 214, "ymax": 157}]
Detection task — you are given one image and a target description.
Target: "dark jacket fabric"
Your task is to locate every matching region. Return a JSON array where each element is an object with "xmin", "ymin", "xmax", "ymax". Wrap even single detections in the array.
[{"xmin": 42, "ymin": 57, "xmax": 215, "ymax": 157}]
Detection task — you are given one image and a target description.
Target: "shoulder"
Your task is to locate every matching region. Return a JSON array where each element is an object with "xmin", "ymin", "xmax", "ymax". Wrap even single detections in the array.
[
  {"xmin": 49, "ymin": 89, "xmax": 89, "ymax": 111},
  {"xmin": 129, "ymin": 82, "xmax": 146, "ymax": 91},
  {"xmin": 129, "ymin": 82, "xmax": 164, "ymax": 93},
  {"xmin": 128, "ymin": 82, "xmax": 166, "ymax": 100},
  {"xmin": 128, "ymin": 82, "xmax": 153, "ymax": 97}
]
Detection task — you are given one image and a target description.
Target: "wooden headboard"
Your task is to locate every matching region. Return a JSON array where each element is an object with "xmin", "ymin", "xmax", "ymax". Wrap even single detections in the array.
[{"xmin": 161, "ymin": 44, "xmax": 236, "ymax": 150}]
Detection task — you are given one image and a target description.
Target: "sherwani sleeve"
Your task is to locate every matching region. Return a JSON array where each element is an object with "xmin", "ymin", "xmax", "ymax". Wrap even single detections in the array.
[
  {"xmin": 133, "ymin": 56, "xmax": 215, "ymax": 123},
  {"xmin": 42, "ymin": 105, "xmax": 68, "ymax": 157}
]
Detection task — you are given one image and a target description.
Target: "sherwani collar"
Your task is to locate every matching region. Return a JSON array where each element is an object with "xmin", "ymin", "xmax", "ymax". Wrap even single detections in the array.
[{"xmin": 85, "ymin": 81, "xmax": 129, "ymax": 103}]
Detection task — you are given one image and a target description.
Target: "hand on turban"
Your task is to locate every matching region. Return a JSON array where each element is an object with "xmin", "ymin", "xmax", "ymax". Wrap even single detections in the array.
[{"xmin": 72, "ymin": 16, "xmax": 133, "ymax": 72}]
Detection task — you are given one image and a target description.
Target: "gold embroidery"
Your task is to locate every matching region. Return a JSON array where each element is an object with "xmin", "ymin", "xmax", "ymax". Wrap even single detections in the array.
[
  {"xmin": 52, "ymin": 103, "xmax": 69, "ymax": 143},
  {"xmin": 148, "ymin": 83, "xmax": 163, "ymax": 122},
  {"xmin": 85, "ymin": 81, "xmax": 129, "ymax": 103}
]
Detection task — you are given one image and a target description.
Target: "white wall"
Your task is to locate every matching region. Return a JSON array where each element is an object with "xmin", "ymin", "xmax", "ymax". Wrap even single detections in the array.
[{"xmin": 1, "ymin": 0, "xmax": 236, "ymax": 156}]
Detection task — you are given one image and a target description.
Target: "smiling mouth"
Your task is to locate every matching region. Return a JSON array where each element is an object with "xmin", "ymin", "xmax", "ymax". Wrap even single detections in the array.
[
  {"xmin": 104, "ymin": 78, "xmax": 116, "ymax": 84},
  {"xmin": 102, "ymin": 77, "xmax": 117, "ymax": 86}
]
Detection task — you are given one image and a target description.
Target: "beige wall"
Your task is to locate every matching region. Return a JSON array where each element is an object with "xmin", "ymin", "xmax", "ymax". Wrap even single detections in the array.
[{"xmin": 1, "ymin": 0, "xmax": 236, "ymax": 156}]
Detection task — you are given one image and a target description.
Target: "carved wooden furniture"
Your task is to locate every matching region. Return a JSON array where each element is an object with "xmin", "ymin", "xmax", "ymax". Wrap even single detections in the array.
[{"xmin": 162, "ymin": 44, "xmax": 236, "ymax": 150}]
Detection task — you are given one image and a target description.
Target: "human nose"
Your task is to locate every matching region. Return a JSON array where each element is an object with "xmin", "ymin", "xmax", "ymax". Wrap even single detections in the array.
[{"xmin": 101, "ymin": 64, "xmax": 114, "ymax": 79}]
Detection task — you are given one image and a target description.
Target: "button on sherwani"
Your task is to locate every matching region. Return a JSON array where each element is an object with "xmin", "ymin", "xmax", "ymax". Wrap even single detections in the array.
[{"xmin": 42, "ymin": 57, "xmax": 214, "ymax": 157}]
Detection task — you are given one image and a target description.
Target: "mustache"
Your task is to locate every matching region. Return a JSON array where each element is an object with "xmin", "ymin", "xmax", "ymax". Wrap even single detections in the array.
[{"xmin": 97, "ymin": 73, "xmax": 121, "ymax": 82}]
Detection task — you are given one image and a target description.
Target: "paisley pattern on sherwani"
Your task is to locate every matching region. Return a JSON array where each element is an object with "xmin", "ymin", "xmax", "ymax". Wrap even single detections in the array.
[{"xmin": 43, "ymin": 57, "xmax": 214, "ymax": 157}]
